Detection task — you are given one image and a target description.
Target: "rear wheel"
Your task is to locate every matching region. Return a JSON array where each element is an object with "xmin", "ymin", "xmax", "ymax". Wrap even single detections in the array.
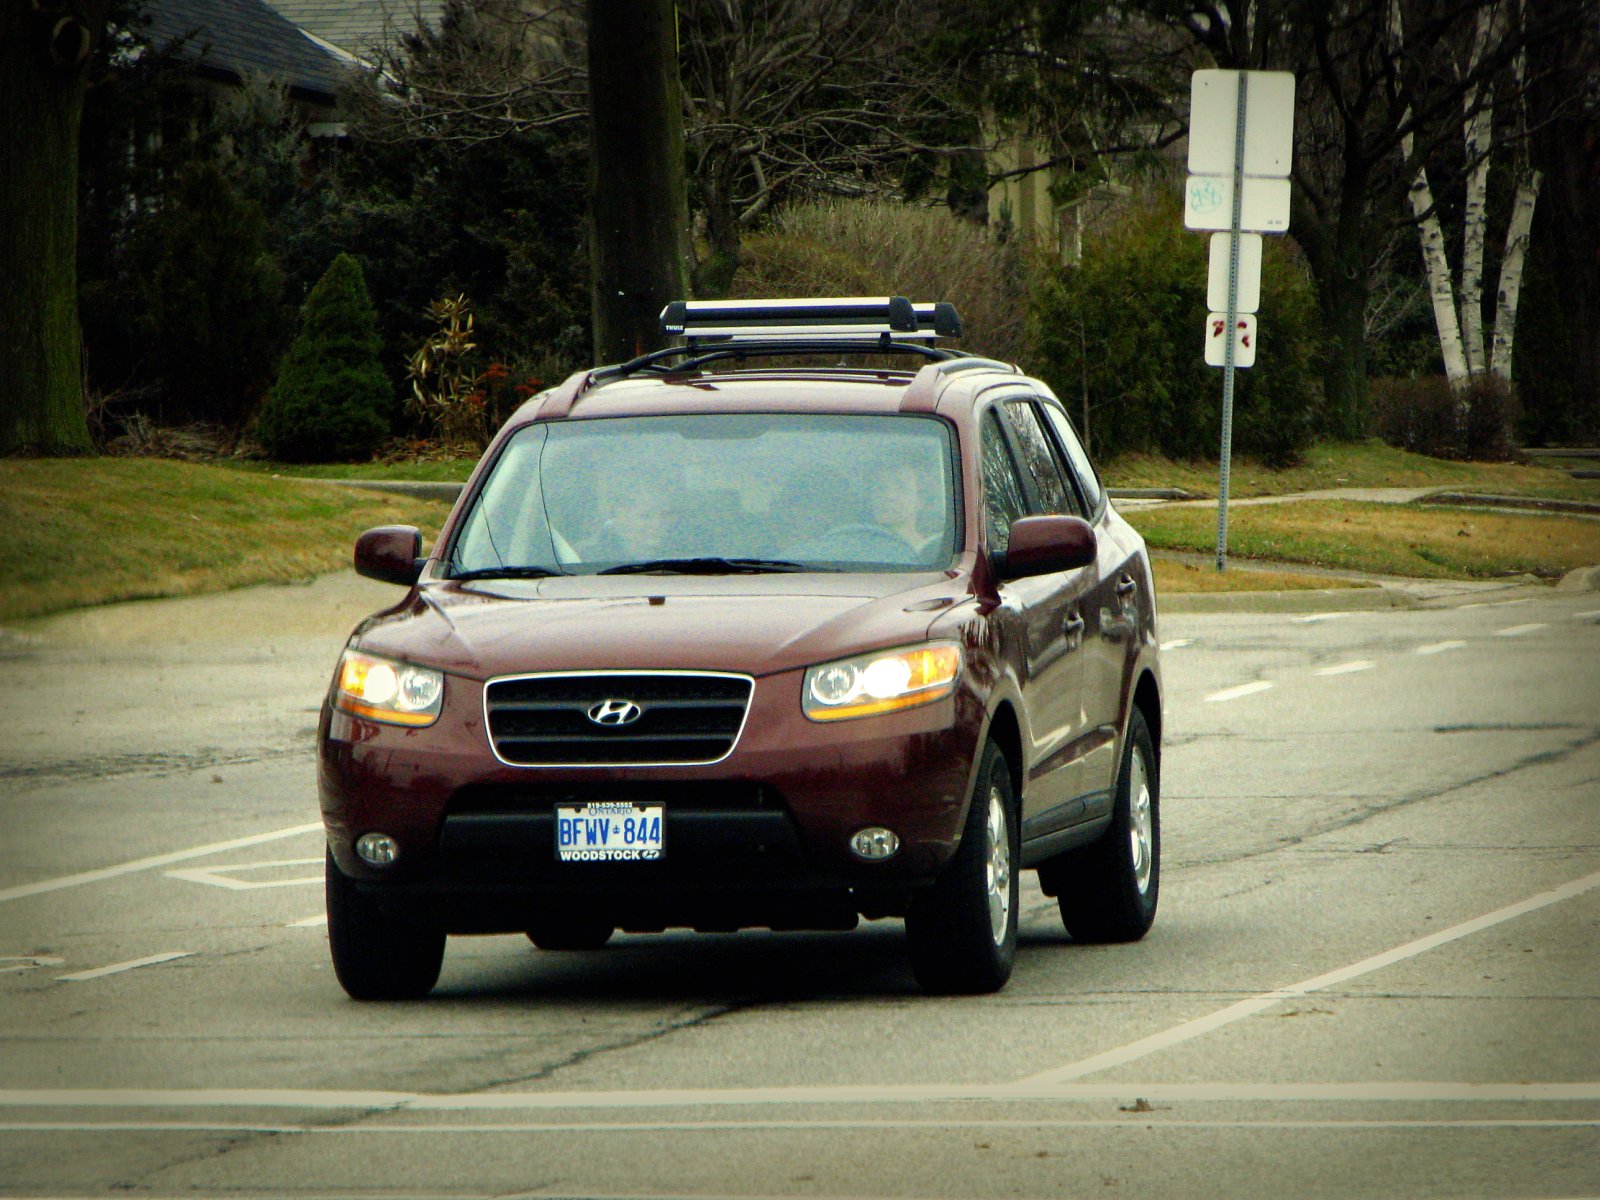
[
  {"xmin": 325, "ymin": 851, "xmax": 445, "ymax": 1000},
  {"xmin": 905, "ymin": 740, "xmax": 1018, "ymax": 994},
  {"xmin": 526, "ymin": 911, "xmax": 615, "ymax": 951},
  {"xmin": 1054, "ymin": 709, "xmax": 1159, "ymax": 942}
]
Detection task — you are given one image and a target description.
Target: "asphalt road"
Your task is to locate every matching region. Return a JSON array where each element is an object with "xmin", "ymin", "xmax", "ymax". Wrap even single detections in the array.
[{"xmin": 1, "ymin": 569, "xmax": 1596, "ymax": 1199}]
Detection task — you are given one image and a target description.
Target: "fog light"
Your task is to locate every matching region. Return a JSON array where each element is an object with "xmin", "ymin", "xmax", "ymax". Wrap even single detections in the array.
[
  {"xmin": 849, "ymin": 827, "xmax": 900, "ymax": 861},
  {"xmin": 355, "ymin": 833, "xmax": 399, "ymax": 865}
]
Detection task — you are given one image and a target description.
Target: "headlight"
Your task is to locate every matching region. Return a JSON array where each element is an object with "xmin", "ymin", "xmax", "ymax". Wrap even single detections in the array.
[
  {"xmin": 335, "ymin": 649, "xmax": 444, "ymax": 727},
  {"xmin": 802, "ymin": 642, "xmax": 962, "ymax": 722}
]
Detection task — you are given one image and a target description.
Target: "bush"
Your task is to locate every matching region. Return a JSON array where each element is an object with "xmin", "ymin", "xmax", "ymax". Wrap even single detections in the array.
[
  {"xmin": 1027, "ymin": 193, "xmax": 1327, "ymax": 465},
  {"xmin": 1368, "ymin": 375, "xmax": 1521, "ymax": 461},
  {"xmin": 732, "ymin": 200, "xmax": 1033, "ymax": 365},
  {"xmin": 255, "ymin": 254, "xmax": 393, "ymax": 462}
]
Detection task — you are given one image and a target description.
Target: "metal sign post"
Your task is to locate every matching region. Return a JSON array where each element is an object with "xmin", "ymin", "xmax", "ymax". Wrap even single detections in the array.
[
  {"xmin": 1185, "ymin": 69, "xmax": 1295, "ymax": 572},
  {"xmin": 1216, "ymin": 74, "xmax": 1247, "ymax": 573}
]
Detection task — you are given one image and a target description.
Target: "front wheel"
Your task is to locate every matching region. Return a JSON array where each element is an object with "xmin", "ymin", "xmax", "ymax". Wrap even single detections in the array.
[
  {"xmin": 905, "ymin": 740, "xmax": 1019, "ymax": 994},
  {"xmin": 1053, "ymin": 709, "xmax": 1159, "ymax": 942},
  {"xmin": 326, "ymin": 851, "xmax": 445, "ymax": 1000}
]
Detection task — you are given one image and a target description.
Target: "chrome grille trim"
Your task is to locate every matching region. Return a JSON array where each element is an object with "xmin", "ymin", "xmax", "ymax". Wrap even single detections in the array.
[{"xmin": 482, "ymin": 670, "xmax": 756, "ymax": 768}]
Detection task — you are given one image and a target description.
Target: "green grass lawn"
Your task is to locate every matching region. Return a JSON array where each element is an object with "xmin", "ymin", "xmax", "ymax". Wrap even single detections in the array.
[
  {"xmin": 226, "ymin": 458, "xmax": 479, "ymax": 483},
  {"xmin": 0, "ymin": 458, "xmax": 453, "ymax": 623},
  {"xmin": 1103, "ymin": 439, "xmax": 1600, "ymax": 503},
  {"xmin": 1125, "ymin": 499, "xmax": 1600, "ymax": 580}
]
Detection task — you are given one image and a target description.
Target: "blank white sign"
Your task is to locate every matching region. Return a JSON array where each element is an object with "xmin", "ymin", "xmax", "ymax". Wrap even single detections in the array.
[
  {"xmin": 1208, "ymin": 232, "xmax": 1263, "ymax": 312},
  {"xmin": 1188, "ymin": 70, "xmax": 1296, "ymax": 177},
  {"xmin": 1184, "ymin": 174, "xmax": 1291, "ymax": 232}
]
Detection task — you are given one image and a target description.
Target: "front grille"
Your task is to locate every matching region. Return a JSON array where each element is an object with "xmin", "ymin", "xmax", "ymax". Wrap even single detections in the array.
[{"xmin": 484, "ymin": 672, "xmax": 754, "ymax": 766}]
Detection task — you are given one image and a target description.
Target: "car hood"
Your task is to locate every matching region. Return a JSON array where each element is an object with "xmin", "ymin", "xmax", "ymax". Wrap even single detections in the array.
[{"xmin": 351, "ymin": 571, "xmax": 968, "ymax": 679}]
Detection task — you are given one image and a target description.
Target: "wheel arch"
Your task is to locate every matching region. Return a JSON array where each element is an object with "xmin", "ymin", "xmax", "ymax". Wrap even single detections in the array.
[
  {"xmin": 983, "ymin": 699, "xmax": 1024, "ymax": 804},
  {"xmin": 1131, "ymin": 668, "xmax": 1162, "ymax": 774}
]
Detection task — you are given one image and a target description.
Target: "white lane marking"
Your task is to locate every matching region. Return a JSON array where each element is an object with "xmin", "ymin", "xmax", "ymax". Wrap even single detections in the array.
[
  {"xmin": 0, "ymin": 823, "xmax": 323, "ymax": 905},
  {"xmin": 1416, "ymin": 640, "xmax": 1467, "ymax": 655},
  {"xmin": 164, "ymin": 858, "xmax": 323, "ymax": 891},
  {"xmin": 1204, "ymin": 681, "xmax": 1274, "ymax": 703},
  {"xmin": 1575, "ymin": 610, "xmax": 1600, "ymax": 620},
  {"xmin": 1291, "ymin": 613, "xmax": 1354, "ymax": 624},
  {"xmin": 1314, "ymin": 660, "xmax": 1374, "ymax": 677},
  {"xmin": 2, "ymin": 1081, "xmax": 1598, "ymax": 1113},
  {"xmin": 1459, "ymin": 598, "xmax": 1533, "ymax": 610},
  {"xmin": 1160, "ymin": 639, "xmax": 1193, "ymax": 651},
  {"xmin": 1019, "ymin": 868, "xmax": 1600, "ymax": 1087},
  {"xmin": 0, "ymin": 956, "xmax": 65, "ymax": 975},
  {"xmin": 1495, "ymin": 623, "xmax": 1548, "ymax": 637},
  {"xmin": 287, "ymin": 914, "xmax": 327, "ymax": 928},
  {"xmin": 56, "ymin": 952, "xmax": 193, "ymax": 983},
  {"xmin": 1, "ymin": 1117, "xmax": 1596, "ymax": 1136},
  {"xmin": 0, "ymin": 825, "xmax": 324, "ymax": 908}
]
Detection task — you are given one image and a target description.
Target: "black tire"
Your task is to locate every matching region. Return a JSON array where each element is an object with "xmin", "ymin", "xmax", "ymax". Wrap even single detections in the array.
[
  {"xmin": 525, "ymin": 912, "xmax": 615, "ymax": 951},
  {"xmin": 905, "ymin": 740, "xmax": 1019, "ymax": 994},
  {"xmin": 1054, "ymin": 709, "xmax": 1159, "ymax": 943},
  {"xmin": 325, "ymin": 851, "xmax": 445, "ymax": 1000}
]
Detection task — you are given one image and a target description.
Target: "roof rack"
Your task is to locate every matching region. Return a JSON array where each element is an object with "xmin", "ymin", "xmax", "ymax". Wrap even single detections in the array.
[{"xmin": 659, "ymin": 296, "xmax": 963, "ymax": 345}]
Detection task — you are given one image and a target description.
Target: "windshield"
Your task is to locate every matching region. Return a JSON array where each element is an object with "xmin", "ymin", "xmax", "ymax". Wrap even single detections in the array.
[{"xmin": 450, "ymin": 413, "xmax": 959, "ymax": 576}]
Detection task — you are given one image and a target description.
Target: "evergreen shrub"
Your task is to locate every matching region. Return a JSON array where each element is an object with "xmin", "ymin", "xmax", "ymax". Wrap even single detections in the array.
[
  {"xmin": 255, "ymin": 254, "xmax": 393, "ymax": 462},
  {"xmin": 1028, "ymin": 195, "xmax": 1327, "ymax": 465}
]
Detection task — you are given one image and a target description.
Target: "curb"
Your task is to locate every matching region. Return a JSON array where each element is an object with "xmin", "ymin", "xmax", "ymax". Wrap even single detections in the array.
[
  {"xmin": 1159, "ymin": 585, "xmax": 1407, "ymax": 614},
  {"xmin": 1107, "ymin": 487, "xmax": 1196, "ymax": 501},
  {"xmin": 1417, "ymin": 491, "xmax": 1600, "ymax": 516},
  {"xmin": 288, "ymin": 477, "xmax": 466, "ymax": 502}
]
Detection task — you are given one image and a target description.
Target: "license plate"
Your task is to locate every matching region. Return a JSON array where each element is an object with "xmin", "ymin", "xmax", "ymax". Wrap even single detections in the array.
[{"xmin": 555, "ymin": 803, "xmax": 665, "ymax": 862}]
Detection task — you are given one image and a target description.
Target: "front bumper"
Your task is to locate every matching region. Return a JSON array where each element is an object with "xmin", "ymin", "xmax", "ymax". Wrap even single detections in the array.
[{"xmin": 318, "ymin": 666, "xmax": 984, "ymax": 926}]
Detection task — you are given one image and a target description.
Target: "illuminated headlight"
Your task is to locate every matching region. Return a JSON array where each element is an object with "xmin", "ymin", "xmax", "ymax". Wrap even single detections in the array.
[
  {"xmin": 802, "ymin": 642, "xmax": 962, "ymax": 722},
  {"xmin": 335, "ymin": 649, "xmax": 444, "ymax": 727}
]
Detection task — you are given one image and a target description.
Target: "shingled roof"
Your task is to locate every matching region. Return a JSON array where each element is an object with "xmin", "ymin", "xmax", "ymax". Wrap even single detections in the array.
[
  {"xmin": 265, "ymin": 1, "xmax": 443, "ymax": 63},
  {"xmin": 145, "ymin": 0, "xmax": 353, "ymax": 105}
]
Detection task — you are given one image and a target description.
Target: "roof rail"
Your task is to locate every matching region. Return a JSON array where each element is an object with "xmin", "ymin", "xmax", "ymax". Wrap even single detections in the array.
[
  {"xmin": 659, "ymin": 296, "xmax": 963, "ymax": 345},
  {"xmin": 899, "ymin": 355, "xmax": 1020, "ymax": 412}
]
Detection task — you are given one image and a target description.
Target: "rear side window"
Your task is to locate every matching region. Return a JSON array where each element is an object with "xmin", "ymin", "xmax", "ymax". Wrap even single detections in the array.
[
  {"xmin": 1003, "ymin": 400, "xmax": 1080, "ymax": 517},
  {"xmin": 1038, "ymin": 403, "xmax": 1105, "ymax": 516},
  {"xmin": 980, "ymin": 411, "xmax": 1029, "ymax": 553}
]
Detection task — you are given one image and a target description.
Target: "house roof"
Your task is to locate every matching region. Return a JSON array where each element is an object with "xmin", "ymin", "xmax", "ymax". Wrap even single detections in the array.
[
  {"xmin": 145, "ymin": 0, "xmax": 352, "ymax": 104},
  {"xmin": 264, "ymin": 1, "xmax": 443, "ymax": 63}
]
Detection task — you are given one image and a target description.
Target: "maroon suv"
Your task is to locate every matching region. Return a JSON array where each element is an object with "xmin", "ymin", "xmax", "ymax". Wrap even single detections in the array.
[{"xmin": 319, "ymin": 298, "xmax": 1162, "ymax": 998}]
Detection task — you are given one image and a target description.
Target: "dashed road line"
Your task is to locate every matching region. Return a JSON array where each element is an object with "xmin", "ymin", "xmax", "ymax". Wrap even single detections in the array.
[
  {"xmin": 1205, "ymin": 681, "xmax": 1273, "ymax": 703},
  {"xmin": 1494, "ymin": 623, "xmax": 1548, "ymax": 637},
  {"xmin": 1291, "ymin": 613, "xmax": 1355, "ymax": 624},
  {"xmin": 1416, "ymin": 640, "xmax": 1467, "ymax": 655},
  {"xmin": 1576, "ymin": 610, "xmax": 1600, "ymax": 620},
  {"xmin": 56, "ymin": 952, "xmax": 193, "ymax": 983},
  {"xmin": 287, "ymin": 914, "xmax": 327, "ymax": 929},
  {"xmin": 1160, "ymin": 639, "xmax": 1193, "ymax": 651},
  {"xmin": 0, "ymin": 823, "xmax": 323, "ymax": 905},
  {"xmin": 1314, "ymin": 660, "xmax": 1374, "ymax": 677},
  {"xmin": 1018, "ymin": 868, "xmax": 1600, "ymax": 1086}
]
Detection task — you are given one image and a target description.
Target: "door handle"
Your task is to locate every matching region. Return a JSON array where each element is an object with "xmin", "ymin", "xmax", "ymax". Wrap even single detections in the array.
[{"xmin": 1115, "ymin": 575, "xmax": 1138, "ymax": 598}]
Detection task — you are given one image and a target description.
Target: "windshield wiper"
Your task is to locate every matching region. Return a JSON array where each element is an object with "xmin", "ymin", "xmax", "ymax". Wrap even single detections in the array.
[
  {"xmin": 450, "ymin": 565, "xmax": 569, "ymax": 581},
  {"xmin": 597, "ymin": 557, "xmax": 822, "ymax": 575}
]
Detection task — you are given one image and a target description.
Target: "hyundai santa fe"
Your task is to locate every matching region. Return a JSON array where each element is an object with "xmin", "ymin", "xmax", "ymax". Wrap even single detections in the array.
[{"xmin": 319, "ymin": 296, "xmax": 1163, "ymax": 998}]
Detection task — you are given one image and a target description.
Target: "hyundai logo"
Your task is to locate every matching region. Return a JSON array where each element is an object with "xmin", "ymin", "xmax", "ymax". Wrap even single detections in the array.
[{"xmin": 587, "ymin": 698, "xmax": 643, "ymax": 726}]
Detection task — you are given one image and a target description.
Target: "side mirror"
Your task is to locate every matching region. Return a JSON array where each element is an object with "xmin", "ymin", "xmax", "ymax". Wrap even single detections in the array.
[
  {"xmin": 999, "ymin": 515, "xmax": 1096, "ymax": 581},
  {"xmin": 354, "ymin": 525, "xmax": 423, "ymax": 586}
]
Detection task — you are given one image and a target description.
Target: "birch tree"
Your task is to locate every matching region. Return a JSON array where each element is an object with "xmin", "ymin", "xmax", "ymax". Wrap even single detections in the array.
[{"xmin": 1395, "ymin": 0, "xmax": 1544, "ymax": 388}]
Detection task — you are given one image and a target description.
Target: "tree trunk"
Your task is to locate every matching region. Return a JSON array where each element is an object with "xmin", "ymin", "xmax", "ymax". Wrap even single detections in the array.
[
  {"xmin": 586, "ymin": 0, "xmax": 693, "ymax": 364},
  {"xmin": 0, "ymin": 2, "xmax": 108, "ymax": 455},
  {"xmin": 1408, "ymin": 162, "xmax": 1471, "ymax": 385},
  {"xmin": 1490, "ymin": 169, "xmax": 1542, "ymax": 383},
  {"xmin": 1458, "ymin": 6, "xmax": 1497, "ymax": 375}
]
